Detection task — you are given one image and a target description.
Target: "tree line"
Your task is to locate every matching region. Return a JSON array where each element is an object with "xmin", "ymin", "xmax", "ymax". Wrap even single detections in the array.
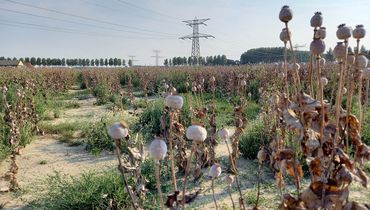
[
  {"xmin": 0, "ymin": 57, "xmax": 127, "ymax": 67},
  {"xmin": 164, "ymin": 55, "xmax": 239, "ymax": 66},
  {"xmin": 240, "ymin": 46, "xmax": 370, "ymax": 64}
]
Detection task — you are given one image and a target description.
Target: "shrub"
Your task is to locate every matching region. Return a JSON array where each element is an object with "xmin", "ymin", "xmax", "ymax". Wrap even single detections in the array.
[
  {"xmin": 92, "ymin": 82, "xmax": 111, "ymax": 105},
  {"xmin": 84, "ymin": 119, "xmax": 114, "ymax": 154},
  {"xmin": 239, "ymin": 117, "xmax": 270, "ymax": 159}
]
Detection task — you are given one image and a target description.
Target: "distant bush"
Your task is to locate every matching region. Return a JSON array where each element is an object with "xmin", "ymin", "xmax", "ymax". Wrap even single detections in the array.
[
  {"xmin": 92, "ymin": 82, "xmax": 111, "ymax": 105},
  {"xmin": 239, "ymin": 117, "xmax": 270, "ymax": 159}
]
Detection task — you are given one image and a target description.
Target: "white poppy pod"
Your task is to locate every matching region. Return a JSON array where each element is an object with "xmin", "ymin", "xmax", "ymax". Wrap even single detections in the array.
[
  {"xmin": 357, "ymin": 55, "xmax": 368, "ymax": 69},
  {"xmin": 185, "ymin": 82, "xmax": 190, "ymax": 87},
  {"xmin": 342, "ymin": 87, "xmax": 347, "ymax": 95},
  {"xmin": 321, "ymin": 77, "xmax": 328, "ymax": 86},
  {"xmin": 363, "ymin": 68, "xmax": 370, "ymax": 79},
  {"xmin": 164, "ymin": 83, "xmax": 169, "ymax": 89},
  {"xmin": 226, "ymin": 175, "xmax": 234, "ymax": 185},
  {"xmin": 333, "ymin": 42, "xmax": 346, "ymax": 60},
  {"xmin": 165, "ymin": 95, "xmax": 183, "ymax": 109},
  {"xmin": 191, "ymin": 86, "xmax": 197, "ymax": 92},
  {"xmin": 353, "ymin": 24, "xmax": 366, "ymax": 39},
  {"xmin": 197, "ymin": 84, "xmax": 202, "ymax": 90},
  {"xmin": 171, "ymin": 87, "xmax": 177, "ymax": 93},
  {"xmin": 208, "ymin": 164, "xmax": 222, "ymax": 179},
  {"xmin": 279, "ymin": 5, "xmax": 293, "ymax": 23},
  {"xmin": 280, "ymin": 28, "xmax": 291, "ymax": 43},
  {"xmin": 336, "ymin": 24, "xmax": 352, "ymax": 40},
  {"xmin": 218, "ymin": 128, "xmax": 231, "ymax": 139},
  {"xmin": 315, "ymin": 27, "xmax": 326, "ymax": 39},
  {"xmin": 347, "ymin": 54, "xmax": 355, "ymax": 65},
  {"xmin": 310, "ymin": 12, "xmax": 323, "ymax": 28},
  {"xmin": 241, "ymin": 80, "xmax": 247, "ymax": 86},
  {"xmin": 319, "ymin": 58, "xmax": 326, "ymax": 66},
  {"xmin": 108, "ymin": 122, "xmax": 129, "ymax": 140},
  {"xmin": 310, "ymin": 39, "xmax": 326, "ymax": 55},
  {"xmin": 186, "ymin": 125, "xmax": 207, "ymax": 142},
  {"xmin": 150, "ymin": 138, "xmax": 167, "ymax": 162},
  {"xmin": 210, "ymin": 76, "xmax": 216, "ymax": 82}
]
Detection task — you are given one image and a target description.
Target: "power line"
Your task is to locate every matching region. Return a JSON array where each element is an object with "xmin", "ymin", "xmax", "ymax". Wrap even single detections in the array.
[
  {"xmin": 115, "ymin": 0, "xmax": 181, "ymax": 21},
  {"xmin": 180, "ymin": 17, "xmax": 214, "ymax": 63},
  {"xmin": 151, "ymin": 49, "xmax": 164, "ymax": 66},
  {"xmin": 0, "ymin": 7, "xmax": 177, "ymax": 38},
  {"xmin": 3, "ymin": 0, "xmax": 179, "ymax": 36},
  {"xmin": 0, "ymin": 19, "xmax": 177, "ymax": 39}
]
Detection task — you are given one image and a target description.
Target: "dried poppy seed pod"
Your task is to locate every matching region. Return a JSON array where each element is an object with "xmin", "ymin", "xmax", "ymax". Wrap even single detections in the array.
[
  {"xmin": 357, "ymin": 55, "xmax": 368, "ymax": 69},
  {"xmin": 363, "ymin": 68, "xmax": 370, "ymax": 79},
  {"xmin": 165, "ymin": 95, "xmax": 183, "ymax": 109},
  {"xmin": 208, "ymin": 164, "xmax": 222, "ymax": 179},
  {"xmin": 191, "ymin": 86, "xmax": 197, "ymax": 92},
  {"xmin": 241, "ymin": 80, "xmax": 247, "ymax": 86},
  {"xmin": 108, "ymin": 122, "xmax": 129, "ymax": 140},
  {"xmin": 333, "ymin": 42, "xmax": 346, "ymax": 60},
  {"xmin": 226, "ymin": 175, "xmax": 234, "ymax": 186},
  {"xmin": 353, "ymin": 24, "xmax": 366, "ymax": 39},
  {"xmin": 279, "ymin": 5, "xmax": 293, "ymax": 23},
  {"xmin": 321, "ymin": 77, "xmax": 328, "ymax": 86},
  {"xmin": 218, "ymin": 128, "xmax": 231, "ymax": 139},
  {"xmin": 319, "ymin": 57, "xmax": 326, "ymax": 66},
  {"xmin": 336, "ymin": 24, "xmax": 352, "ymax": 40},
  {"xmin": 280, "ymin": 28, "xmax": 291, "ymax": 43},
  {"xmin": 257, "ymin": 149, "xmax": 267, "ymax": 163},
  {"xmin": 185, "ymin": 82, "xmax": 189, "ymax": 87},
  {"xmin": 163, "ymin": 83, "xmax": 169, "ymax": 89},
  {"xmin": 186, "ymin": 125, "xmax": 207, "ymax": 142},
  {"xmin": 342, "ymin": 87, "xmax": 347, "ymax": 95},
  {"xmin": 310, "ymin": 12, "xmax": 323, "ymax": 28},
  {"xmin": 310, "ymin": 39, "xmax": 326, "ymax": 55},
  {"xmin": 149, "ymin": 138, "xmax": 167, "ymax": 163},
  {"xmin": 347, "ymin": 53, "xmax": 355, "ymax": 65},
  {"xmin": 315, "ymin": 27, "xmax": 326, "ymax": 39},
  {"xmin": 210, "ymin": 76, "xmax": 216, "ymax": 82}
]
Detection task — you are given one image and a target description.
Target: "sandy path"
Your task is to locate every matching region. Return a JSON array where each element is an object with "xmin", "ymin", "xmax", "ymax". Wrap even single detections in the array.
[{"xmin": 0, "ymin": 91, "xmax": 117, "ymax": 209}]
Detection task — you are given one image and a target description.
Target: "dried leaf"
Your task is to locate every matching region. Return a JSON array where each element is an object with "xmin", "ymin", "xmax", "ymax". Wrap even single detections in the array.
[
  {"xmin": 283, "ymin": 109, "xmax": 303, "ymax": 130},
  {"xmin": 127, "ymin": 147, "xmax": 142, "ymax": 160}
]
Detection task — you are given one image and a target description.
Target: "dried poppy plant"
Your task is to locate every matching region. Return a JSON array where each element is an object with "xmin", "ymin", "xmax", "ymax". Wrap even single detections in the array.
[{"xmin": 208, "ymin": 163, "xmax": 221, "ymax": 210}]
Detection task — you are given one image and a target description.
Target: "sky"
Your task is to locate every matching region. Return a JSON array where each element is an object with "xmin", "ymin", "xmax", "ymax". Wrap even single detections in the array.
[{"xmin": 0, "ymin": 0, "xmax": 369, "ymax": 66}]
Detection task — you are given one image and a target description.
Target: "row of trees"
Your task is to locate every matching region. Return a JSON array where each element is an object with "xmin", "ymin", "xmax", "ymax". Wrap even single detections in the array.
[
  {"xmin": 164, "ymin": 55, "xmax": 239, "ymax": 66},
  {"xmin": 240, "ymin": 46, "xmax": 370, "ymax": 64},
  {"xmin": 0, "ymin": 57, "xmax": 128, "ymax": 67}
]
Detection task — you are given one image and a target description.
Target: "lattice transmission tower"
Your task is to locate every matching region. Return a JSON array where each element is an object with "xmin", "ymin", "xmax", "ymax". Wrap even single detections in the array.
[
  {"xmin": 180, "ymin": 17, "xmax": 214, "ymax": 64},
  {"xmin": 151, "ymin": 49, "xmax": 164, "ymax": 66}
]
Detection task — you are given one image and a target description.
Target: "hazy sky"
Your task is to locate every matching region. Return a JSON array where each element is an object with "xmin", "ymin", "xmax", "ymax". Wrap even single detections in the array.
[{"xmin": 0, "ymin": 0, "xmax": 369, "ymax": 65}]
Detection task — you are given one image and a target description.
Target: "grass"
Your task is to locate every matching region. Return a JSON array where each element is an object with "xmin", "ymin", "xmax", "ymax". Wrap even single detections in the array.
[
  {"xmin": 39, "ymin": 160, "xmax": 47, "ymax": 165},
  {"xmin": 39, "ymin": 121, "xmax": 86, "ymax": 142}
]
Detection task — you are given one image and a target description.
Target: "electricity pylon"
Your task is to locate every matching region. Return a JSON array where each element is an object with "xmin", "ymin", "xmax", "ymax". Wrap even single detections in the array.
[
  {"xmin": 151, "ymin": 50, "xmax": 164, "ymax": 66},
  {"xmin": 180, "ymin": 17, "xmax": 214, "ymax": 64}
]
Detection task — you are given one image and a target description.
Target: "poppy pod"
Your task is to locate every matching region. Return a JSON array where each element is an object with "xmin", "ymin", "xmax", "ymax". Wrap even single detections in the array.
[
  {"xmin": 210, "ymin": 76, "xmax": 216, "ymax": 82},
  {"xmin": 163, "ymin": 83, "xmax": 169, "ymax": 89},
  {"xmin": 150, "ymin": 138, "xmax": 167, "ymax": 162},
  {"xmin": 336, "ymin": 24, "xmax": 352, "ymax": 40},
  {"xmin": 186, "ymin": 125, "xmax": 207, "ymax": 142},
  {"xmin": 310, "ymin": 39, "xmax": 326, "ymax": 55},
  {"xmin": 218, "ymin": 128, "xmax": 232, "ymax": 139},
  {"xmin": 241, "ymin": 80, "xmax": 247, "ymax": 86},
  {"xmin": 310, "ymin": 12, "xmax": 323, "ymax": 28},
  {"xmin": 353, "ymin": 24, "xmax": 366, "ymax": 39},
  {"xmin": 357, "ymin": 55, "xmax": 368, "ymax": 69},
  {"xmin": 191, "ymin": 86, "xmax": 197, "ymax": 92},
  {"xmin": 333, "ymin": 42, "xmax": 346, "ymax": 60},
  {"xmin": 279, "ymin": 5, "xmax": 293, "ymax": 23},
  {"xmin": 280, "ymin": 28, "xmax": 291, "ymax": 43},
  {"xmin": 342, "ymin": 87, "xmax": 347, "ymax": 95},
  {"xmin": 363, "ymin": 68, "xmax": 370, "ymax": 79},
  {"xmin": 185, "ymin": 82, "xmax": 189, "ymax": 87},
  {"xmin": 321, "ymin": 77, "xmax": 328, "ymax": 86},
  {"xmin": 208, "ymin": 164, "xmax": 222, "ymax": 179},
  {"xmin": 315, "ymin": 27, "xmax": 326, "ymax": 39},
  {"xmin": 108, "ymin": 122, "xmax": 129, "ymax": 140},
  {"xmin": 319, "ymin": 58, "xmax": 326, "ymax": 66},
  {"xmin": 257, "ymin": 149, "xmax": 267, "ymax": 163},
  {"xmin": 347, "ymin": 54, "xmax": 355, "ymax": 65},
  {"xmin": 226, "ymin": 175, "xmax": 234, "ymax": 185},
  {"xmin": 165, "ymin": 95, "xmax": 183, "ymax": 109}
]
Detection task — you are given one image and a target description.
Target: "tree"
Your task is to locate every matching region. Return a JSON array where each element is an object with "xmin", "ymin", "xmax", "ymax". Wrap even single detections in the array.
[
  {"xmin": 109, "ymin": 58, "xmax": 114, "ymax": 66},
  {"xmin": 30, "ymin": 57, "xmax": 36, "ymax": 65},
  {"xmin": 325, "ymin": 48, "xmax": 334, "ymax": 61},
  {"xmin": 117, "ymin": 58, "xmax": 122, "ymax": 66},
  {"xmin": 164, "ymin": 59, "xmax": 168, "ymax": 66},
  {"xmin": 61, "ymin": 58, "xmax": 66, "ymax": 66},
  {"xmin": 128, "ymin": 59, "xmax": 132, "ymax": 67},
  {"xmin": 169, "ymin": 58, "xmax": 172, "ymax": 66},
  {"xmin": 90, "ymin": 59, "xmax": 95, "ymax": 66},
  {"xmin": 113, "ymin": 58, "xmax": 118, "ymax": 66},
  {"xmin": 104, "ymin": 58, "xmax": 108, "ymax": 66},
  {"xmin": 122, "ymin": 59, "xmax": 126, "ymax": 66},
  {"xmin": 95, "ymin": 59, "xmax": 99, "ymax": 66},
  {"xmin": 36, "ymin": 57, "xmax": 41, "ymax": 65}
]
